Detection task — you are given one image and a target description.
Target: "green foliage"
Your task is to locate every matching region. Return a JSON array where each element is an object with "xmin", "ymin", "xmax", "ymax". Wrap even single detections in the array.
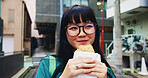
[
  {"xmin": 123, "ymin": 70, "xmax": 131, "ymax": 75},
  {"xmin": 134, "ymin": 70, "xmax": 137, "ymax": 73}
]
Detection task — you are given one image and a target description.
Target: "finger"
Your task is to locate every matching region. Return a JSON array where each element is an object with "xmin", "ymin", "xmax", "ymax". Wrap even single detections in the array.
[
  {"xmin": 75, "ymin": 69, "xmax": 92, "ymax": 75},
  {"xmin": 87, "ymin": 72, "xmax": 107, "ymax": 78},
  {"xmin": 69, "ymin": 68, "xmax": 92, "ymax": 77},
  {"xmin": 94, "ymin": 60, "xmax": 104, "ymax": 65},
  {"xmin": 91, "ymin": 63, "xmax": 108, "ymax": 74},
  {"xmin": 75, "ymin": 63, "xmax": 95, "ymax": 69},
  {"xmin": 90, "ymin": 68, "xmax": 107, "ymax": 73},
  {"xmin": 67, "ymin": 59, "xmax": 95, "ymax": 70},
  {"xmin": 94, "ymin": 61, "xmax": 107, "ymax": 68}
]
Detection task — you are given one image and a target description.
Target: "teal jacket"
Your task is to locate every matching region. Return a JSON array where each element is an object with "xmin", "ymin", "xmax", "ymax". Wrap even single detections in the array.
[{"xmin": 36, "ymin": 56, "xmax": 116, "ymax": 78}]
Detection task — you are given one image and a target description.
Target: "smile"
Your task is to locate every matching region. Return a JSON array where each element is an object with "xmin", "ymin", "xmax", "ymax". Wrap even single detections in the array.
[{"xmin": 77, "ymin": 40, "xmax": 88, "ymax": 45}]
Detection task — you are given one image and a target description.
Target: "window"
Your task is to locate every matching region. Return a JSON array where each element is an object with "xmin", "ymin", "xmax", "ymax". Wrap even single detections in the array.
[
  {"xmin": 97, "ymin": 0, "xmax": 107, "ymax": 11},
  {"xmin": 64, "ymin": 0, "xmax": 71, "ymax": 7},
  {"xmin": 64, "ymin": 0, "xmax": 88, "ymax": 7},
  {"xmin": 97, "ymin": 1, "xmax": 102, "ymax": 10},
  {"xmin": 8, "ymin": 9, "xmax": 15, "ymax": 22},
  {"xmin": 97, "ymin": 0, "xmax": 107, "ymax": 17},
  {"xmin": 128, "ymin": 29, "xmax": 134, "ymax": 34},
  {"xmin": 81, "ymin": 0, "xmax": 88, "ymax": 5},
  {"xmin": 72, "ymin": 0, "xmax": 80, "ymax": 5}
]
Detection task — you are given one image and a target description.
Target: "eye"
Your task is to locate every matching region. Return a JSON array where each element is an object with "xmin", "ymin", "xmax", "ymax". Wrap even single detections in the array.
[
  {"xmin": 69, "ymin": 26, "xmax": 78, "ymax": 31},
  {"xmin": 85, "ymin": 25, "xmax": 93, "ymax": 29}
]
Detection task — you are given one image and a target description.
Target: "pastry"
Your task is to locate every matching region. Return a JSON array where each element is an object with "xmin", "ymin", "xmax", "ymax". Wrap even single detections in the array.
[{"xmin": 76, "ymin": 44, "xmax": 95, "ymax": 53}]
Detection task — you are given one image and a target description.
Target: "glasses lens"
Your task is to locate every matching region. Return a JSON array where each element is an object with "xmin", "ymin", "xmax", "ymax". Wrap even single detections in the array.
[
  {"xmin": 67, "ymin": 23, "xmax": 96, "ymax": 36},
  {"xmin": 84, "ymin": 24, "xmax": 95, "ymax": 34},
  {"xmin": 67, "ymin": 25, "xmax": 79, "ymax": 36}
]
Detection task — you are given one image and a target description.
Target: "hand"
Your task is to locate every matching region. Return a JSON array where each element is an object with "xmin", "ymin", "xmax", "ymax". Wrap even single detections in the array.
[
  {"xmin": 87, "ymin": 60, "xmax": 107, "ymax": 78},
  {"xmin": 59, "ymin": 57, "xmax": 96, "ymax": 78}
]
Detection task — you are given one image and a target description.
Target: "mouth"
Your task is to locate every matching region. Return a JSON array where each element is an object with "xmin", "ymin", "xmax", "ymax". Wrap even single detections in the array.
[{"xmin": 77, "ymin": 40, "xmax": 88, "ymax": 45}]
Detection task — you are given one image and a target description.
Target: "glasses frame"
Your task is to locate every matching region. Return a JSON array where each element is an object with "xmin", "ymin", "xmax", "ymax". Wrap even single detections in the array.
[{"xmin": 65, "ymin": 22, "xmax": 96, "ymax": 37}]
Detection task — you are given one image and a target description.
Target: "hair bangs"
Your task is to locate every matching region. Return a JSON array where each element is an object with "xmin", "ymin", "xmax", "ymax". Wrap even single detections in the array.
[
  {"xmin": 74, "ymin": 7, "xmax": 91, "ymax": 23},
  {"xmin": 81, "ymin": 11, "xmax": 89, "ymax": 22},
  {"xmin": 67, "ymin": 8, "xmax": 81, "ymax": 24},
  {"xmin": 68, "ymin": 5, "xmax": 96, "ymax": 24}
]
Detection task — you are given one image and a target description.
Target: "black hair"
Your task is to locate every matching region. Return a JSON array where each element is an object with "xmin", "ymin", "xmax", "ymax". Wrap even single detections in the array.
[{"xmin": 53, "ymin": 5, "xmax": 112, "ymax": 78}]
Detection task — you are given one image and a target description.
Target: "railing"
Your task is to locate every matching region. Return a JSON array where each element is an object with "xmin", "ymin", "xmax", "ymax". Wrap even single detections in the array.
[
  {"xmin": 106, "ymin": 34, "xmax": 147, "ymax": 56},
  {"xmin": 106, "ymin": 41, "xmax": 114, "ymax": 56},
  {"xmin": 0, "ymin": 51, "xmax": 24, "ymax": 56},
  {"xmin": 122, "ymin": 34, "xmax": 146, "ymax": 53}
]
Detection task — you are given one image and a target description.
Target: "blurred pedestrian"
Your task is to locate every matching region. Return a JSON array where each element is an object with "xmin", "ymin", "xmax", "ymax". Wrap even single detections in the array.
[{"xmin": 31, "ymin": 37, "xmax": 38, "ymax": 57}]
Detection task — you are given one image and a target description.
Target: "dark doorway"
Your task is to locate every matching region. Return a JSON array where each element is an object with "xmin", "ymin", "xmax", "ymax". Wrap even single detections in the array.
[
  {"xmin": 36, "ymin": 23, "xmax": 56, "ymax": 51},
  {"xmin": 123, "ymin": 56, "xmax": 130, "ymax": 68}
]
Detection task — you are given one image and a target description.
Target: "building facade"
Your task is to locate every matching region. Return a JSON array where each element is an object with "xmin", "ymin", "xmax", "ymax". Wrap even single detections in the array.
[
  {"xmin": 107, "ymin": 0, "xmax": 148, "ymax": 71},
  {"xmin": 1, "ymin": 0, "xmax": 31, "ymax": 55},
  {"xmin": 0, "ymin": 0, "xmax": 26, "ymax": 77},
  {"xmin": 107, "ymin": 0, "xmax": 148, "ymax": 36}
]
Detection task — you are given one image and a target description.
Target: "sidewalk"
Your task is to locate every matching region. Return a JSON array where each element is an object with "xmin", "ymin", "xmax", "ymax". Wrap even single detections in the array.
[
  {"xmin": 12, "ymin": 46, "xmax": 55, "ymax": 78},
  {"xmin": 115, "ymin": 74, "xmax": 134, "ymax": 78},
  {"xmin": 23, "ymin": 46, "xmax": 55, "ymax": 78},
  {"xmin": 11, "ymin": 66, "xmax": 31, "ymax": 78},
  {"xmin": 32, "ymin": 46, "xmax": 55, "ymax": 57}
]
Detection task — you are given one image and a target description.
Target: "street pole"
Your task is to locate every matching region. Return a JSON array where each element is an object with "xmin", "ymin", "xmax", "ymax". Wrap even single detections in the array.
[
  {"xmin": 0, "ymin": 0, "xmax": 4, "ymax": 55},
  {"xmin": 0, "ymin": 18, "xmax": 3, "ymax": 55},
  {"xmin": 55, "ymin": 0, "xmax": 63, "ymax": 54},
  {"xmin": 101, "ymin": 0, "xmax": 105, "ymax": 55},
  {"xmin": 114, "ymin": 0, "xmax": 123, "ymax": 74}
]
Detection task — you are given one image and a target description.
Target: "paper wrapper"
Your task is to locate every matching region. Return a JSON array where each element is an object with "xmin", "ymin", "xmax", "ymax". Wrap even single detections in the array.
[{"xmin": 73, "ymin": 51, "xmax": 101, "ymax": 78}]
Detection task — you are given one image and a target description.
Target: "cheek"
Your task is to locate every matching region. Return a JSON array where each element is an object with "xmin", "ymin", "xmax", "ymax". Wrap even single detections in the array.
[
  {"xmin": 90, "ymin": 33, "xmax": 95, "ymax": 44},
  {"xmin": 66, "ymin": 34, "xmax": 76, "ymax": 47}
]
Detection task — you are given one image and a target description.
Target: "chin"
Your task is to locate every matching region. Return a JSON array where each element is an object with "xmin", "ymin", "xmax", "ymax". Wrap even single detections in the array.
[{"xmin": 76, "ymin": 43, "xmax": 88, "ymax": 48}]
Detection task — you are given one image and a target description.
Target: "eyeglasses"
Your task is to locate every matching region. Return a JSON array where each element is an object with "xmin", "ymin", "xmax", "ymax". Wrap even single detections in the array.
[{"xmin": 66, "ymin": 22, "xmax": 96, "ymax": 36}]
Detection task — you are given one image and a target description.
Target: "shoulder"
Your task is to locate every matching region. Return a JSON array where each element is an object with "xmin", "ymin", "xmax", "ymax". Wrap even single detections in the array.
[
  {"xmin": 36, "ymin": 56, "xmax": 51, "ymax": 78},
  {"xmin": 40, "ymin": 56, "xmax": 57, "ymax": 62},
  {"xmin": 38, "ymin": 56, "xmax": 50, "ymax": 68},
  {"xmin": 40, "ymin": 56, "xmax": 61, "ymax": 66},
  {"xmin": 41, "ymin": 55, "xmax": 59, "ymax": 61}
]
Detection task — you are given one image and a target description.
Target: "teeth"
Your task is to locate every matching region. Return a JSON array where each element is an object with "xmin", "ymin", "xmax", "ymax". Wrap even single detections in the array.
[{"xmin": 76, "ymin": 44, "xmax": 95, "ymax": 53}]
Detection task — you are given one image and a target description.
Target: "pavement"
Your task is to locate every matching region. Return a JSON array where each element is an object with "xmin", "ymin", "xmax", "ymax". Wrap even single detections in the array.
[
  {"xmin": 12, "ymin": 46, "xmax": 55, "ymax": 78},
  {"xmin": 32, "ymin": 46, "xmax": 54, "ymax": 57},
  {"xmin": 11, "ymin": 66, "xmax": 31, "ymax": 78}
]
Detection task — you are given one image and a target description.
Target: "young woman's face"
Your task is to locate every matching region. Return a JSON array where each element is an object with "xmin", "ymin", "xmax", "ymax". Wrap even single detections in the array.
[{"xmin": 66, "ymin": 20, "xmax": 96, "ymax": 49}]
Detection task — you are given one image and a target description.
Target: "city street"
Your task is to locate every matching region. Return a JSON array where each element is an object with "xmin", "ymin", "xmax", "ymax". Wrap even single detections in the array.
[{"xmin": 1, "ymin": 0, "xmax": 148, "ymax": 78}]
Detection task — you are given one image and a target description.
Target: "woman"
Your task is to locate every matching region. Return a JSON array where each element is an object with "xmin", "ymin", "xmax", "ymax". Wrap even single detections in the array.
[{"xmin": 36, "ymin": 5, "xmax": 115, "ymax": 78}]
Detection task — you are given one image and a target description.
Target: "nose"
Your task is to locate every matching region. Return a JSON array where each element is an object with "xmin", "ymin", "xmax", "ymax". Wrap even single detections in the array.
[{"xmin": 78, "ymin": 27, "xmax": 86, "ymax": 37}]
